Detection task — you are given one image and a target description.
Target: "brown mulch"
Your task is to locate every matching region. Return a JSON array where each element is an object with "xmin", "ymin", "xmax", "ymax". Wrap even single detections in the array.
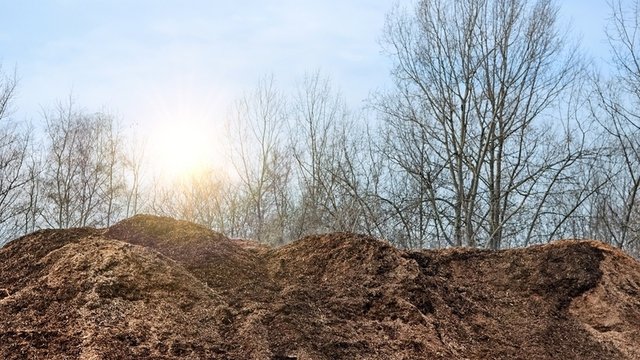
[{"xmin": 1, "ymin": 214, "xmax": 639, "ymax": 359}]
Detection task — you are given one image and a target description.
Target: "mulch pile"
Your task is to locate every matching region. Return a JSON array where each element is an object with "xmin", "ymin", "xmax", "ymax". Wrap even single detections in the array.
[{"xmin": 1, "ymin": 214, "xmax": 639, "ymax": 359}]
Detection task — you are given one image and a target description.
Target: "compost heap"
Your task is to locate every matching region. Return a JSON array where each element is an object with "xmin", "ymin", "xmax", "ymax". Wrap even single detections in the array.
[{"xmin": 0, "ymin": 215, "xmax": 639, "ymax": 359}]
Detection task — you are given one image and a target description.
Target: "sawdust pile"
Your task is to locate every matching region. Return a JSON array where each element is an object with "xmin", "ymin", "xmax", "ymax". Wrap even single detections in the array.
[{"xmin": 1, "ymin": 215, "xmax": 639, "ymax": 359}]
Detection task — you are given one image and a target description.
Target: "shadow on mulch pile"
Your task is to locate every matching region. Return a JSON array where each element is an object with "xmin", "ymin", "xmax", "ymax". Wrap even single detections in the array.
[{"xmin": 1, "ymin": 214, "xmax": 639, "ymax": 359}]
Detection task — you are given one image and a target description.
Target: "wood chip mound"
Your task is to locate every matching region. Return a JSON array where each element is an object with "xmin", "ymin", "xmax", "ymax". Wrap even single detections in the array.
[{"xmin": 1, "ymin": 215, "xmax": 639, "ymax": 359}]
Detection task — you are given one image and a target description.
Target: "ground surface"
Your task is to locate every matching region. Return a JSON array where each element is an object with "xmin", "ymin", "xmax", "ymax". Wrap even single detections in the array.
[{"xmin": 0, "ymin": 215, "xmax": 639, "ymax": 359}]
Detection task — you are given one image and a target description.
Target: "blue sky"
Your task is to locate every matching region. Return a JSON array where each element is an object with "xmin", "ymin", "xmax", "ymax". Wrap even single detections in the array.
[
  {"xmin": 0, "ymin": 1, "xmax": 392, "ymax": 128},
  {"xmin": 0, "ymin": 0, "xmax": 615, "ymax": 133}
]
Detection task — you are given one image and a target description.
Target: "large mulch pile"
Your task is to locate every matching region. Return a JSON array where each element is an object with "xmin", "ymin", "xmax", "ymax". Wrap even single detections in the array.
[{"xmin": 1, "ymin": 214, "xmax": 639, "ymax": 359}]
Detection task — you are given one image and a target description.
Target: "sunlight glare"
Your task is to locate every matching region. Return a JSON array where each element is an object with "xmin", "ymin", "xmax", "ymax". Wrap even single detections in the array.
[{"xmin": 150, "ymin": 119, "xmax": 225, "ymax": 181}]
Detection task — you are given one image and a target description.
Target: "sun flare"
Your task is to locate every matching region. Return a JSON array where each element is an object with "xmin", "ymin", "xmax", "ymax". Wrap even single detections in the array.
[{"xmin": 150, "ymin": 120, "xmax": 226, "ymax": 181}]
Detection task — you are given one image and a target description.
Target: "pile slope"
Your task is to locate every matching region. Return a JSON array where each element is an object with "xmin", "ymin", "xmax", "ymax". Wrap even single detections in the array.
[{"xmin": 0, "ymin": 214, "xmax": 638, "ymax": 359}]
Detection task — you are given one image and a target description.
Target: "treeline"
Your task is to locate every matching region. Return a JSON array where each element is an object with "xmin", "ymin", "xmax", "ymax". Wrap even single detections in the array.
[
  {"xmin": 2, "ymin": 0, "xmax": 640, "ymax": 256},
  {"xmin": 0, "ymin": 92, "xmax": 139, "ymax": 237}
]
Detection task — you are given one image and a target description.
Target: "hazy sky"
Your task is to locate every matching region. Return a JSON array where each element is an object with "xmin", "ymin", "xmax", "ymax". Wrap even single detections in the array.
[
  {"xmin": 0, "ymin": 0, "xmax": 615, "ymax": 162},
  {"xmin": 0, "ymin": 1, "xmax": 613, "ymax": 118},
  {"xmin": 1, "ymin": 1, "xmax": 393, "ymax": 126}
]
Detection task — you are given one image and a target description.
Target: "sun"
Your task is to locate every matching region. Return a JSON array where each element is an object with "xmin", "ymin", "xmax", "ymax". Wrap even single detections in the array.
[{"xmin": 150, "ymin": 120, "xmax": 225, "ymax": 181}]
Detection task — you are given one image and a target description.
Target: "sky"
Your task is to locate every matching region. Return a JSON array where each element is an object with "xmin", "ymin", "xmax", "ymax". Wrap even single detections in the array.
[
  {"xmin": 0, "ymin": 1, "xmax": 392, "ymax": 122},
  {"xmin": 0, "ymin": 0, "xmax": 617, "ymax": 177}
]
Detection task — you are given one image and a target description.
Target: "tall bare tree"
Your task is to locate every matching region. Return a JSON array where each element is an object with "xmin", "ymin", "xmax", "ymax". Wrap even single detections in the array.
[
  {"xmin": 289, "ymin": 72, "xmax": 360, "ymax": 236},
  {"xmin": 586, "ymin": 0, "xmax": 640, "ymax": 256},
  {"xmin": 0, "ymin": 66, "xmax": 31, "ymax": 242},
  {"xmin": 378, "ymin": 0, "xmax": 584, "ymax": 249},
  {"xmin": 228, "ymin": 76, "xmax": 293, "ymax": 244}
]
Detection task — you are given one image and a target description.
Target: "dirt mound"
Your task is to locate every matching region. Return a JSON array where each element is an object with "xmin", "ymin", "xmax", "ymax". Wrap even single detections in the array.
[
  {"xmin": 1, "ymin": 215, "xmax": 639, "ymax": 359},
  {"xmin": 105, "ymin": 215, "xmax": 266, "ymax": 292},
  {"xmin": 0, "ymin": 228, "xmax": 228, "ymax": 359}
]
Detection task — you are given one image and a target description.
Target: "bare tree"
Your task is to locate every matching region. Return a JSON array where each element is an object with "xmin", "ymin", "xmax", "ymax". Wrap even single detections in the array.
[
  {"xmin": 122, "ymin": 134, "xmax": 146, "ymax": 218},
  {"xmin": 288, "ymin": 71, "xmax": 359, "ymax": 236},
  {"xmin": 228, "ymin": 76, "xmax": 293, "ymax": 244},
  {"xmin": 0, "ymin": 66, "xmax": 31, "ymax": 242},
  {"xmin": 41, "ymin": 100, "xmax": 126, "ymax": 228},
  {"xmin": 94, "ymin": 112, "xmax": 124, "ymax": 226},
  {"xmin": 18, "ymin": 151, "xmax": 43, "ymax": 235},
  {"xmin": 378, "ymin": 0, "xmax": 584, "ymax": 249},
  {"xmin": 586, "ymin": 0, "xmax": 640, "ymax": 255}
]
